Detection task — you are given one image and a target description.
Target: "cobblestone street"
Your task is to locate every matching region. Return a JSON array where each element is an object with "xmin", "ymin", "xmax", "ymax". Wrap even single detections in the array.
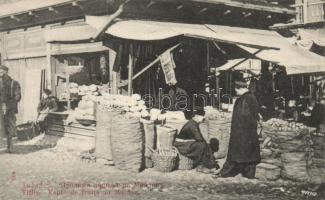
[{"xmin": 0, "ymin": 135, "xmax": 324, "ymax": 200}]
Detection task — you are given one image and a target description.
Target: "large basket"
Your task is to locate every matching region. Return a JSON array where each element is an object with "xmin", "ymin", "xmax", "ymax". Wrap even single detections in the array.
[
  {"xmin": 178, "ymin": 153, "xmax": 194, "ymax": 170},
  {"xmin": 16, "ymin": 123, "xmax": 35, "ymax": 141},
  {"xmin": 166, "ymin": 120, "xmax": 187, "ymax": 135},
  {"xmin": 152, "ymin": 148, "xmax": 177, "ymax": 172}
]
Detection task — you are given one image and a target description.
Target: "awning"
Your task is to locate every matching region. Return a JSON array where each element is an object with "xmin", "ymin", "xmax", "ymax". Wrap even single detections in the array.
[
  {"xmin": 217, "ymin": 59, "xmax": 261, "ymax": 74},
  {"xmin": 45, "ymin": 24, "xmax": 97, "ymax": 43},
  {"xmin": 298, "ymin": 28, "xmax": 325, "ymax": 47},
  {"xmin": 238, "ymin": 44, "xmax": 325, "ymax": 75},
  {"xmin": 86, "ymin": 17, "xmax": 281, "ymax": 50}
]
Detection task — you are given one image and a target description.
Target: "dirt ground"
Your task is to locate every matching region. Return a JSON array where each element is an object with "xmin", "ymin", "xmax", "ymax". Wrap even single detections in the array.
[{"xmin": 0, "ymin": 134, "xmax": 324, "ymax": 200}]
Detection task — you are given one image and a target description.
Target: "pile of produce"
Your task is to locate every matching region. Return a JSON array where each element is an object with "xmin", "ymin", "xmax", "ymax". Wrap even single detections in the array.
[
  {"xmin": 69, "ymin": 83, "xmax": 100, "ymax": 96},
  {"xmin": 204, "ymin": 106, "xmax": 232, "ymax": 120},
  {"xmin": 97, "ymin": 94, "xmax": 149, "ymax": 119},
  {"xmin": 74, "ymin": 95, "xmax": 97, "ymax": 121},
  {"xmin": 259, "ymin": 119, "xmax": 314, "ymax": 182},
  {"xmin": 264, "ymin": 118, "xmax": 307, "ymax": 131}
]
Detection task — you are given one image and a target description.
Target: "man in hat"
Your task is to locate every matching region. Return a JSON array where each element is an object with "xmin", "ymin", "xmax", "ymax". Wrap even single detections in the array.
[
  {"xmin": 216, "ymin": 79, "xmax": 261, "ymax": 179},
  {"xmin": 174, "ymin": 109, "xmax": 219, "ymax": 173},
  {"xmin": 0, "ymin": 65, "xmax": 21, "ymax": 153}
]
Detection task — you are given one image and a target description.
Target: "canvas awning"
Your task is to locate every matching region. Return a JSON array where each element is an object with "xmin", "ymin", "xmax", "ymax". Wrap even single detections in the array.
[
  {"xmin": 86, "ymin": 16, "xmax": 281, "ymax": 50},
  {"xmin": 217, "ymin": 59, "xmax": 261, "ymax": 74},
  {"xmin": 85, "ymin": 16, "xmax": 325, "ymax": 75},
  {"xmin": 238, "ymin": 44, "xmax": 325, "ymax": 75}
]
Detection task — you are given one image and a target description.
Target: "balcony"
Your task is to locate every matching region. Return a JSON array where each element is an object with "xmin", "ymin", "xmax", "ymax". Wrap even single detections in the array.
[{"xmin": 293, "ymin": 0, "xmax": 325, "ymax": 24}]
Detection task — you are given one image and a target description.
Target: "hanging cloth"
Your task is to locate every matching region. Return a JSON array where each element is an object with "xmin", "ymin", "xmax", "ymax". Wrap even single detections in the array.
[{"xmin": 159, "ymin": 50, "xmax": 177, "ymax": 86}]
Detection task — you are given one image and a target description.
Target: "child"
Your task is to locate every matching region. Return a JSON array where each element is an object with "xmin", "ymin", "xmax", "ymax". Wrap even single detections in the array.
[{"xmin": 36, "ymin": 89, "xmax": 58, "ymax": 132}]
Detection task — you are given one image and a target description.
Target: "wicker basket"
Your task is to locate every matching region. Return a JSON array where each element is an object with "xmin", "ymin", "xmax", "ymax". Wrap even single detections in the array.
[
  {"xmin": 152, "ymin": 148, "xmax": 177, "ymax": 172},
  {"xmin": 178, "ymin": 153, "xmax": 194, "ymax": 170}
]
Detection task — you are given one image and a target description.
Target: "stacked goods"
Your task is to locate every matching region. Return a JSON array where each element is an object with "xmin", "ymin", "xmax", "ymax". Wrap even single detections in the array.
[
  {"xmin": 111, "ymin": 114, "xmax": 143, "ymax": 172},
  {"xmin": 205, "ymin": 107, "xmax": 232, "ymax": 159},
  {"xmin": 74, "ymin": 95, "xmax": 97, "ymax": 124},
  {"xmin": 308, "ymin": 132, "xmax": 325, "ymax": 183},
  {"xmin": 97, "ymin": 93, "xmax": 148, "ymax": 118},
  {"xmin": 156, "ymin": 125, "xmax": 177, "ymax": 150},
  {"xmin": 281, "ymin": 152, "xmax": 309, "ymax": 182}
]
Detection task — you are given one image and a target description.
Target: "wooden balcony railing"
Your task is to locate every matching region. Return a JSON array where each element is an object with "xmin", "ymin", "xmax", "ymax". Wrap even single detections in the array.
[{"xmin": 293, "ymin": 0, "xmax": 325, "ymax": 24}]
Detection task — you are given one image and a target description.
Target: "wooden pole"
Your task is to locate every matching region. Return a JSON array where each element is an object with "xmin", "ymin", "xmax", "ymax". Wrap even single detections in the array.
[
  {"xmin": 128, "ymin": 44, "xmax": 133, "ymax": 96},
  {"xmin": 109, "ymin": 49, "xmax": 117, "ymax": 94}
]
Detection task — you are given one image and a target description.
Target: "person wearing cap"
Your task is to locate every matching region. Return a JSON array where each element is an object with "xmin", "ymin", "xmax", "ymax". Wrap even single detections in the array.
[
  {"xmin": 174, "ymin": 109, "xmax": 219, "ymax": 173},
  {"xmin": 36, "ymin": 89, "xmax": 58, "ymax": 133},
  {"xmin": 216, "ymin": 79, "xmax": 261, "ymax": 179},
  {"xmin": 0, "ymin": 65, "xmax": 21, "ymax": 153}
]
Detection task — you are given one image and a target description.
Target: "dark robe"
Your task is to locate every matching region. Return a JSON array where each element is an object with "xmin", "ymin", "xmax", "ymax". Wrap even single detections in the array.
[
  {"xmin": 227, "ymin": 91, "xmax": 261, "ymax": 163},
  {"xmin": 174, "ymin": 119, "xmax": 216, "ymax": 169}
]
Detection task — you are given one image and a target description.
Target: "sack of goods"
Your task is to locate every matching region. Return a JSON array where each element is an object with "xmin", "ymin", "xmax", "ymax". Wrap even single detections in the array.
[
  {"xmin": 141, "ymin": 118, "xmax": 156, "ymax": 168},
  {"xmin": 255, "ymin": 163, "xmax": 281, "ymax": 181},
  {"xmin": 111, "ymin": 114, "xmax": 143, "ymax": 172},
  {"xmin": 94, "ymin": 104, "xmax": 120, "ymax": 160},
  {"xmin": 156, "ymin": 125, "xmax": 177, "ymax": 150},
  {"xmin": 281, "ymin": 152, "xmax": 309, "ymax": 182},
  {"xmin": 308, "ymin": 133, "xmax": 325, "ymax": 183}
]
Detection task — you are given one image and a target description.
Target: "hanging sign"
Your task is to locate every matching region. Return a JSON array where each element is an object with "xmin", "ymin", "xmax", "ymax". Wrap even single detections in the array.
[{"xmin": 159, "ymin": 50, "xmax": 177, "ymax": 86}]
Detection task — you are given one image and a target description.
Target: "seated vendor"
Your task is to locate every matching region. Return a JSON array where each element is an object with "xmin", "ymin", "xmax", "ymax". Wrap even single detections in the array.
[
  {"xmin": 174, "ymin": 109, "xmax": 219, "ymax": 173},
  {"xmin": 36, "ymin": 89, "xmax": 58, "ymax": 132}
]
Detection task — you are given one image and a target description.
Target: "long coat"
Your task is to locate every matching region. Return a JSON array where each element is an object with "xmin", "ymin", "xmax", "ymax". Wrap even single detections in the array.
[
  {"xmin": 227, "ymin": 91, "xmax": 261, "ymax": 163},
  {"xmin": 0, "ymin": 74, "xmax": 21, "ymax": 114}
]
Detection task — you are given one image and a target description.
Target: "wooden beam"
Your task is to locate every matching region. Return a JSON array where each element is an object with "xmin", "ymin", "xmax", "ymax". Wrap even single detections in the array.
[{"xmin": 128, "ymin": 44, "xmax": 133, "ymax": 96}]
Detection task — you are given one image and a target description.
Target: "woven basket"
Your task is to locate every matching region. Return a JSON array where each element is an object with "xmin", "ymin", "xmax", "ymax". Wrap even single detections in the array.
[
  {"xmin": 111, "ymin": 114, "xmax": 144, "ymax": 172},
  {"xmin": 178, "ymin": 153, "xmax": 194, "ymax": 170},
  {"xmin": 152, "ymin": 148, "xmax": 177, "ymax": 172}
]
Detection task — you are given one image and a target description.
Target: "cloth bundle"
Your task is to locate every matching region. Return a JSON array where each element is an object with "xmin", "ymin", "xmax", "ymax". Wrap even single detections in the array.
[{"xmin": 111, "ymin": 114, "xmax": 144, "ymax": 172}]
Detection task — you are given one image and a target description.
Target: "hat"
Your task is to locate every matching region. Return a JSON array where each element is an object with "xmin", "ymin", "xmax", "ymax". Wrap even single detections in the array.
[{"xmin": 0, "ymin": 65, "xmax": 8, "ymax": 71}]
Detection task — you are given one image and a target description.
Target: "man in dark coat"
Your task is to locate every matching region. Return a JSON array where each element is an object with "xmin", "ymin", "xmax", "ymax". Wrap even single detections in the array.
[
  {"xmin": 217, "ymin": 80, "xmax": 261, "ymax": 179},
  {"xmin": 0, "ymin": 65, "xmax": 21, "ymax": 153},
  {"xmin": 174, "ymin": 109, "xmax": 219, "ymax": 173}
]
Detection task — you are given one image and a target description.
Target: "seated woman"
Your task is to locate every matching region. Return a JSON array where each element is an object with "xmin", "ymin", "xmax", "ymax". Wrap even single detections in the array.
[
  {"xmin": 36, "ymin": 89, "xmax": 58, "ymax": 132},
  {"xmin": 174, "ymin": 109, "xmax": 219, "ymax": 173}
]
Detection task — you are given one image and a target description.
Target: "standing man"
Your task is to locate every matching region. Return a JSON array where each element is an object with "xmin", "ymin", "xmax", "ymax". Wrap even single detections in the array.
[
  {"xmin": 216, "ymin": 79, "xmax": 261, "ymax": 179},
  {"xmin": 0, "ymin": 65, "xmax": 21, "ymax": 153}
]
